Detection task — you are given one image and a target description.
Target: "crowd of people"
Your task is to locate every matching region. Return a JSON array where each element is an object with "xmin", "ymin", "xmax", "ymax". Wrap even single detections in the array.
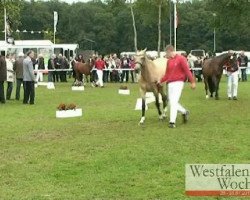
[
  {"xmin": 73, "ymin": 53, "xmax": 139, "ymax": 85},
  {"xmin": 0, "ymin": 50, "xmax": 37, "ymax": 104}
]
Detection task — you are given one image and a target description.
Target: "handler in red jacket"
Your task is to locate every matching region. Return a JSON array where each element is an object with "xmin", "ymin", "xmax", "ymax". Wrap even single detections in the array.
[
  {"xmin": 94, "ymin": 55, "xmax": 105, "ymax": 87},
  {"xmin": 160, "ymin": 45, "xmax": 196, "ymax": 128}
]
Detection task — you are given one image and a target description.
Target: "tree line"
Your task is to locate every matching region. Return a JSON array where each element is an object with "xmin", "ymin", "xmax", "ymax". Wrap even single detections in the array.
[{"xmin": 0, "ymin": 0, "xmax": 249, "ymax": 55}]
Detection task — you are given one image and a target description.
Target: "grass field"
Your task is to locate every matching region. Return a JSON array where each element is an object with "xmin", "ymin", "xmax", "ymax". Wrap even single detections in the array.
[{"xmin": 0, "ymin": 78, "xmax": 249, "ymax": 200}]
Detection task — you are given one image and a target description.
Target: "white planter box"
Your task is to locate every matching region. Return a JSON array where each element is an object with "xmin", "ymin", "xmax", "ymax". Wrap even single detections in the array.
[
  {"xmin": 47, "ymin": 82, "xmax": 55, "ymax": 90},
  {"xmin": 72, "ymin": 86, "xmax": 84, "ymax": 91},
  {"xmin": 135, "ymin": 98, "xmax": 149, "ymax": 110},
  {"xmin": 56, "ymin": 108, "xmax": 82, "ymax": 118},
  {"xmin": 38, "ymin": 82, "xmax": 48, "ymax": 86},
  {"xmin": 118, "ymin": 89, "xmax": 130, "ymax": 95}
]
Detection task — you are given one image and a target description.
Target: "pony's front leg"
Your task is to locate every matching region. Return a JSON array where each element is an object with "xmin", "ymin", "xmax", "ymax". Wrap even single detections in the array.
[
  {"xmin": 139, "ymin": 88, "xmax": 146, "ymax": 125},
  {"xmin": 139, "ymin": 97, "xmax": 146, "ymax": 125}
]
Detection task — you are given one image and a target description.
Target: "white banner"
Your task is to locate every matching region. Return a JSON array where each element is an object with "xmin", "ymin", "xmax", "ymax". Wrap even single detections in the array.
[{"xmin": 54, "ymin": 11, "xmax": 58, "ymax": 32}]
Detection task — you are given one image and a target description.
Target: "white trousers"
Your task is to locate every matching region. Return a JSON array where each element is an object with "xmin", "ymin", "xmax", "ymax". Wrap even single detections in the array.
[
  {"xmin": 227, "ymin": 71, "xmax": 238, "ymax": 98},
  {"xmin": 36, "ymin": 71, "xmax": 43, "ymax": 82},
  {"xmin": 168, "ymin": 81, "xmax": 186, "ymax": 123},
  {"xmin": 96, "ymin": 70, "xmax": 103, "ymax": 87}
]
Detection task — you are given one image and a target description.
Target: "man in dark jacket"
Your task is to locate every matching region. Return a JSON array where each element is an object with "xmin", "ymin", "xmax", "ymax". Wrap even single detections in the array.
[
  {"xmin": 0, "ymin": 52, "xmax": 7, "ymax": 103},
  {"xmin": 13, "ymin": 52, "xmax": 24, "ymax": 100},
  {"xmin": 238, "ymin": 51, "xmax": 248, "ymax": 82},
  {"xmin": 23, "ymin": 50, "xmax": 36, "ymax": 105}
]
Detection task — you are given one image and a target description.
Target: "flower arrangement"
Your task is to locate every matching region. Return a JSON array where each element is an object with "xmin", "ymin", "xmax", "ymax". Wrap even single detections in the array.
[
  {"xmin": 119, "ymin": 85, "xmax": 128, "ymax": 90},
  {"xmin": 57, "ymin": 103, "xmax": 77, "ymax": 111}
]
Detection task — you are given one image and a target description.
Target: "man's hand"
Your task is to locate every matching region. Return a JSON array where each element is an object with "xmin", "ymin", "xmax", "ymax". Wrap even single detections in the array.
[{"xmin": 190, "ymin": 82, "xmax": 196, "ymax": 90}]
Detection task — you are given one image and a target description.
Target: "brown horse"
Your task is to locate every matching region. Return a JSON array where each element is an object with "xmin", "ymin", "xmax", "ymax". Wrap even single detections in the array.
[
  {"xmin": 202, "ymin": 52, "xmax": 238, "ymax": 99},
  {"xmin": 72, "ymin": 58, "xmax": 95, "ymax": 85},
  {"xmin": 134, "ymin": 49, "xmax": 168, "ymax": 125}
]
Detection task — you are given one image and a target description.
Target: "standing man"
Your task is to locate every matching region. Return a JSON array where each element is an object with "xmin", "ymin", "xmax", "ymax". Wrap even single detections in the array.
[
  {"xmin": 94, "ymin": 55, "xmax": 105, "ymax": 88},
  {"xmin": 238, "ymin": 51, "xmax": 248, "ymax": 82},
  {"xmin": 121, "ymin": 54, "xmax": 130, "ymax": 83},
  {"xmin": 225, "ymin": 55, "xmax": 239, "ymax": 100},
  {"xmin": 0, "ymin": 52, "xmax": 7, "ymax": 104},
  {"xmin": 13, "ymin": 52, "xmax": 24, "ymax": 100},
  {"xmin": 23, "ymin": 50, "xmax": 36, "ymax": 105},
  {"xmin": 160, "ymin": 45, "xmax": 196, "ymax": 128}
]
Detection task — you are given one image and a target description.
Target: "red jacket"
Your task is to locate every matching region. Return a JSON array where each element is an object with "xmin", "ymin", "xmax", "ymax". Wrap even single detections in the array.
[
  {"xmin": 95, "ymin": 59, "xmax": 105, "ymax": 70},
  {"xmin": 160, "ymin": 54, "xmax": 194, "ymax": 83}
]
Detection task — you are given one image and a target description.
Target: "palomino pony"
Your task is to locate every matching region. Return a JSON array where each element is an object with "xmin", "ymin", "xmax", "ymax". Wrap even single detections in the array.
[
  {"xmin": 202, "ymin": 52, "xmax": 238, "ymax": 99},
  {"xmin": 72, "ymin": 58, "xmax": 95, "ymax": 85},
  {"xmin": 134, "ymin": 49, "xmax": 168, "ymax": 125}
]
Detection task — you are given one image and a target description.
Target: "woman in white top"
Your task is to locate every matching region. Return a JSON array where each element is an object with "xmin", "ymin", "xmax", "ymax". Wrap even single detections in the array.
[{"xmin": 6, "ymin": 54, "xmax": 14, "ymax": 100}]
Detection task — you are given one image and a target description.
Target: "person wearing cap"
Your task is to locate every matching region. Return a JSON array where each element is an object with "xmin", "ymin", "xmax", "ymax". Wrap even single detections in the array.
[
  {"xmin": 13, "ymin": 52, "xmax": 24, "ymax": 100},
  {"xmin": 160, "ymin": 45, "xmax": 196, "ymax": 128},
  {"xmin": 23, "ymin": 50, "xmax": 36, "ymax": 105},
  {"xmin": 0, "ymin": 51, "xmax": 7, "ymax": 103}
]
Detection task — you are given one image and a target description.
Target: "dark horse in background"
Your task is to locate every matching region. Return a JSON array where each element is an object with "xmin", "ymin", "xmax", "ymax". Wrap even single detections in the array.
[
  {"xmin": 72, "ymin": 58, "xmax": 95, "ymax": 85},
  {"xmin": 202, "ymin": 52, "xmax": 238, "ymax": 99}
]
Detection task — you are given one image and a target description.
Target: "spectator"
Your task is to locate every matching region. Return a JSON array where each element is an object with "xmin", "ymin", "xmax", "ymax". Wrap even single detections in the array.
[
  {"xmin": 36, "ymin": 54, "xmax": 45, "ymax": 82},
  {"xmin": 23, "ymin": 50, "xmax": 36, "ymax": 105},
  {"xmin": 13, "ymin": 52, "xmax": 24, "ymax": 100},
  {"xmin": 6, "ymin": 54, "xmax": 14, "ymax": 100},
  {"xmin": 121, "ymin": 54, "xmax": 130, "ymax": 83},
  {"xmin": 54, "ymin": 55, "xmax": 61, "ymax": 82},
  {"xmin": 0, "ymin": 52, "xmax": 7, "ymax": 104},
  {"xmin": 60, "ymin": 56, "xmax": 69, "ymax": 82},
  {"xmin": 48, "ymin": 54, "xmax": 56, "ymax": 82},
  {"xmin": 238, "ymin": 51, "xmax": 248, "ymax": 82},
  {"xmin": 129, "ymin": 56, "xmax": 135, "ymax": 83}
]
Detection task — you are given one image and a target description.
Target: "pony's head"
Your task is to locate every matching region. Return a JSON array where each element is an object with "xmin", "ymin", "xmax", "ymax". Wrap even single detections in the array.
[
  {"xmin": 134, "ymin": 48, "xmax": 147, "ymax": 70},
  {"xmin": 227, "ymin": 52, "xmax": 238, "ymax": 70}
]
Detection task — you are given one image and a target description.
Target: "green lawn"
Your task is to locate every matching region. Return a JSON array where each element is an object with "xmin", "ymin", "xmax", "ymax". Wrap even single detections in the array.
[{"xmin": 0, "ymin": 78, "xmax": 249, "ymax": 200}]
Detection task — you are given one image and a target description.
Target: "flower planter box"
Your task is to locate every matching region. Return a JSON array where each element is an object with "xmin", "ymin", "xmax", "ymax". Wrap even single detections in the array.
[
  {"xmin": 72, "ymin": 86, "xmax": 84, "ymax": 91},
  {"xmin": 118, "ymin": 89, "xmax": 130, "ymax": 95},
  {"xmin": 56, "ymin": 108, "xmax": 82, "ymax": 118}
]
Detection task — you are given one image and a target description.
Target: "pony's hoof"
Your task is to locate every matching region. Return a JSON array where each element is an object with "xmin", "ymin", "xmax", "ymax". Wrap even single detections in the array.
[
  {"xmin": 138, "ymin": 121, "xmax": 144, "ymax": 126},
  {"xmin": 206, "ymin": 95, "xmax": 209, "ymax": 99},
  {"xmin": 138, "ymin": 117, "xmax": 145, "ymax": 125},
  {"xmin": 159, "ymin": 114, "xmax": 166, "ymax": 121}
]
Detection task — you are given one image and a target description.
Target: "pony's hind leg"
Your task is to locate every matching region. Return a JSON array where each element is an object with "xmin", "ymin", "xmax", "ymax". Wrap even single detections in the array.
[
  {"xmin": 159, "ymin": 86, "xmax": 168, "ymax": 119},
  {"xmin": 204, "ymin": 77, "xmax": 209, "ymax": 99},
  {"xmin": 155, "ymin": 93, "xmax": 163, "ymax": 120}
]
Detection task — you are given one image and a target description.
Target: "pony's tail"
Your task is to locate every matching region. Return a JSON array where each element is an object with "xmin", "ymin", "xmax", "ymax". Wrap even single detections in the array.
[{"xmin": 207, "ymin": 77, "xmax": 214, "ymax": 94}]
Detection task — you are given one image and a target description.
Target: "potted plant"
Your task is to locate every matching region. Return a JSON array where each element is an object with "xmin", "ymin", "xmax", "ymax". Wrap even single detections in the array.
[
  {"xmin": 118, "ymin": 85, "xmax": 130, "ymax": 95},
  {"xmin": 56, "ymin": 103, "xmax": 82, "ymax": 118}
]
